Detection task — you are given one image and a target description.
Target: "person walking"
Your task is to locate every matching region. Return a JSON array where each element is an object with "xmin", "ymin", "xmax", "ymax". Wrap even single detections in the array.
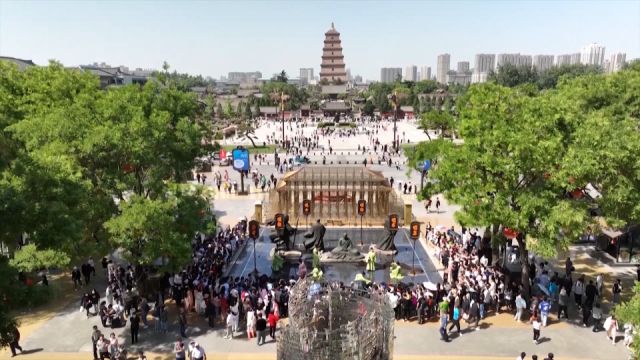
[
  {"xmin": 96, "ymin": 334, "xmax": 110, "ymax": 360},
  {"xmin": 557, "ymin": 287, "xmax": 569, "ymax": 319},
  {"xmin": 539, "ymin": 297, "xmax": 551, "ymax": 327},
  {"xmin": 178, "ymin": 306, "xmax": 188, "ymax": 338},
  {"xmin": 532, "ymin": 315, "xmax": 542, "ymax": 345},
  {"xmin": 174, "ymin": 336, "xmax": 186, "ymax": 360},
  {"xmin": 267, "ymin": 310, "xmax": 279, "ymax": 339},
  {"xmin": 612, "ymin": 279, "xmax": 623, "ymax": 305},
  {"xmin": 256, "ymin": 312, "xmax": 267, "ymax": 345},
  {"xmin": 435, "ymin": 197, "xmax": 441, "ymax": 213},
  {"xmin": 574, "ymin": 276, "xmax": 584, "ymax": 309},
  {"xmin": 188, "ymin": 341, "xmax": 206, "ymax": 360},
  {"xmin": 516, "ymin": 352, "xmax": 527, "ymax": 360},
  {"xmin": 91, "ymin": 326, "xmax": 102, "ymax": 360},
  {"xmin": 592, "ymin": 303, "xmax": 603, "ymax": 332},
  {"xmin": 515, "ymin": 292, "xmax": 527, "ymax": 322},
  {"xmin": 604, "ymin": 315, "xmax": 618, "ymax": 345},
  {"xmin": 448, "ymin": 304, "xmax": 462, "ymax": 335},
  {"xmin": 129, "ymin": 309, "xmax": 140, "ymax": 344},
  {"xmin": 246, "ymin": 307, "xmax": 256, "ymax": 339},
  {"xmin": 9, "ymin": 326, "xmax": 23, "ymax": 357},
  {"xmin": 108, "ymin": 332, "xmax": 119, "ymax": 359}
]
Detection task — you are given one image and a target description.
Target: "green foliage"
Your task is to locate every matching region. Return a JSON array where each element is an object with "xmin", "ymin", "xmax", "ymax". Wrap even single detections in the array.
[
  {"xmin": 10, "ymin": 244, "xmax": 70, "ymax": 272},
  {"xmin": 488, "ymin": 64, "xmax": 538, "ymax": 88},
  {"xmin": 419, "ymin": 110, "xmax": 456, "ymax": 138},
  {"xmin": 153, "ymin": 65, "xmax": 215, "ymax": 92},
  {"xmin": 275, "ymin": 70, "xmax": 288, "ymax": 83},
  {"xmin": 260, "ymin": 81, "xmax": 308, "ymax": 110},
  {"xmin": 615, "ymin": 282, "xmax": 640, "ymax": 358},
  {"xmin": 0, "ymin": 305, "xmax": 17, "ymax": 348}
]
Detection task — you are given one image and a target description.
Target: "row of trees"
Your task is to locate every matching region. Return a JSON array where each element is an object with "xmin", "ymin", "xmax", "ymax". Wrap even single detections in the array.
[
  {"xmin": 409, "ymin": 63, "xmax": 640, "ymax": 354},
  {"xmin": 488, "ymin": 63, "xmax": 603, "ymax": 90},
  {"xmin": 0, "ymin": 61, "xmax": 215, "ymax": 344}
]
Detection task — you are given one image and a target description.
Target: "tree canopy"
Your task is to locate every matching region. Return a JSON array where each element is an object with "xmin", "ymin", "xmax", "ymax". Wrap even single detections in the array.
[{"xmin": 410, "ymin": 64, "xmax": 640, "ymax": 297}]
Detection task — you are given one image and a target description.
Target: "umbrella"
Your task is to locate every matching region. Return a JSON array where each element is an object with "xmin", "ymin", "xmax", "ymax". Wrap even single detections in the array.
[
  {"xmin": 537, "ymin": 283, "xmax": 550, "ymax": 297},
  {"xmin": 423, "ymin": 281, "xmax": 438, "ymax": 291}
]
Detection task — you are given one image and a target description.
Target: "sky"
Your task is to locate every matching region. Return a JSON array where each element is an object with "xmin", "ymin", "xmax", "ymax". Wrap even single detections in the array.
[{"xmin": 1, "ymin": 0, "xmax": 639, "ymax": 81}]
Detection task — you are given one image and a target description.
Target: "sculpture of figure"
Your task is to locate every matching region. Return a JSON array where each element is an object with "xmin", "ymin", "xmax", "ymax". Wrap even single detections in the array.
[
  {"xmin": 366, "ymin": 246, "xmax": 377, "ymax": 273},
  {"xmin": 377, "ymin": 217, "xmax": 397, "ymax": 252},
  {"xmin": 389, "ymin": 261, "xmax": 403, "ymax": 284},
  {"xmin": 327, "ymin": 233, "xmax": 364, "ymax": 261},
  {"xmin": 270, "ymin": 214, "xmax": 297, "ymax": 251},
  {"xmin": 303, "ymin": 219, "xmax": 326, "ymax": 252}
]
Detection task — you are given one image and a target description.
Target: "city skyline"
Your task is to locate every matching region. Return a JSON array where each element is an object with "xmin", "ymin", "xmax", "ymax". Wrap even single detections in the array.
[{"xmin": 1, "ymin": 1, "xmax": 639, "ymax": 81}]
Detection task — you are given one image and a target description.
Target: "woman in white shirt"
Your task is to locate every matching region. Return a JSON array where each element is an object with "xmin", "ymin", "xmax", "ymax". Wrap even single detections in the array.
[
  {"xmin": 532, "ymin": 316, "xmax": 542, "ymax": 344},
  {"xmin": 246, "ymin": 308, "xmax": 256, "ymax": 339}
]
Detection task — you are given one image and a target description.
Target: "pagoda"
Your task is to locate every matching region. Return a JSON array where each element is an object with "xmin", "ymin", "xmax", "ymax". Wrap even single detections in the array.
[{"xmin": 320, "ymin": 22, "xmax": 347, "ymax": 84}]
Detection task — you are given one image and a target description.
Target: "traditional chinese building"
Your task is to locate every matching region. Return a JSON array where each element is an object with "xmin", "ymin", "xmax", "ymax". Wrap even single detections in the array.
[{"xmin": 320, "ymin": 23, "xmax": 347, "ymax": 84}]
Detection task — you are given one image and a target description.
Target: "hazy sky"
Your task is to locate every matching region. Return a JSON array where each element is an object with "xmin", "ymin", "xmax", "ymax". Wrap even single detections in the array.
[{"xmin": 1, "ymin": 0, "xmax": 639, "ymax": 81}]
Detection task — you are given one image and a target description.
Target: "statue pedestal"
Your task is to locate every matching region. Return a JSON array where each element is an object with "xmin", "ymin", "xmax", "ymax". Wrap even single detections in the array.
[
  {"xmin": 320, "ymin": 252, "xmax": 365, "ymax": 264},
  {"xmin": 269, "ymin": 248, "xmax": 303, "ymax": 263},
  {"xmin": 370, "ymin": 244, "xmax": 398, "ymax": 256}
]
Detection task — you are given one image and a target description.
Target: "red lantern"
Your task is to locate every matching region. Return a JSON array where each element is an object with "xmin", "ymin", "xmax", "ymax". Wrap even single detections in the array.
[{"xmin": 503, "ymin": 228, "xmax": 518, "ymax": 239}]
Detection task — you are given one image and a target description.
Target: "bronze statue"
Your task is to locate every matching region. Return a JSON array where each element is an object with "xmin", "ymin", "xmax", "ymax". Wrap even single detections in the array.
[
  {"xmin": 269, "ymin": 214, "xmax": 297, "ymax": 251},
  {"xmin": 303, "ymin": 219, "xmax": 326, "ymax": 252},
  {"xmin": 327, "ymin": 233, "xmax": 364, "ymax": 261},
  {"xmin": 377, "ymin": 217, "xmax": 397, "ymax": 252}
]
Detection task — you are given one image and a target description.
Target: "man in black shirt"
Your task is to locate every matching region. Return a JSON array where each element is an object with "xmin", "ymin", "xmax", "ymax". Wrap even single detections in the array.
[
  {"xmin": 585, "ymin": 280, "xmax": 597, "ymax": 308},
  {"xmin": 130, "ymin": 310, "xmax": 140, "ymax": 344},
  {"xmin": 256, "ymin": 313, "xmax": 267, "ymax": 345}
]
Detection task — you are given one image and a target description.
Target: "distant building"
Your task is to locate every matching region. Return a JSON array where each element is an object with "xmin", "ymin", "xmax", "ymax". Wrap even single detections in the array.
[
  {"xmin": 580, "ymin": 43, "xmax": 606, "ymax": 66},
  {"xmin": 457, "ymin": 61, "xmax": 470, "ymax": 73},
  {"xmin": 555, "ymin": 54, "xmax": 579, "ymax": 66},
  {"xmin": 420, "ymin": 66, "xmax": 431, "ymax": 81},
  {"xmin": 436, "ymin": 54, "xmax": 450, "ymax": 84},
  {"xmin": 471, "ymin": 72, "xmax": 489, "ymax": 84},
  {"xmin": 320, "ymin": 22, "xmax": 348, "ymax": 83},
  {"xmin": 78, "ymin": 64, "xmax": 150, "ymax": 88},
  {"xmin": 228, "ymin": 71, "xmax": 262, "ymax": 82},
  {"xmin": 404, "ymin": 65, "xmax": 417, "ymax": 81},
  {"xmin": 474, "ymin": 54, "xmax": 495, "ymax": 74},
  {"xmin": 300, "ymin": 68, "xmax": 314, "ymax": 84},
  {"xmin": 380, "ymin": 67, "xmax": 402, "ymax": 83},
  {"xmin": 446, "ymin": 70, "xmax": 471, "ymax": 86},
  {"xmin": 497, "ymin": 53, "xmax": 532, "ymax": 68},
  {"xmin": 533, "ymin": 55, "xmax": 554, "ymax": 72},
  {"xmin": 354, "ymin": 75, "xmax": 363, "ymax": 83},
  {"xmin": 608, "ymin": 52, "xmax": 626, "ymax": 73},
  {"xmin": 0, "ymin": 56, "xmax": 36, "ymax": 70}
]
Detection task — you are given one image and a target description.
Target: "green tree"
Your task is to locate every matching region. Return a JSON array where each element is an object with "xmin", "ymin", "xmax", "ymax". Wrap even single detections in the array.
[
  {"xmin": 411, "ymin": 83, "xmax": 592, "ymax": 298},
  {"xmin": 615, "ymin": 282, "xmax": 640, "ymax": 357},
  {"xmin": 276, "ymin": 70, "xmax": 288, "ymax": 83},
  {"xmin": 105, "ymin": 185, "xmax": 212, "ymax": 270},
  {"xmin": 217, "ymin": 103, "xmax": 225, "ymax": 119},
  {"xmin": 419, "ymin": 110, "xmax": 455, "ymax": 140},
  {"xmin": 488, "ymin": 64, "xmax": 539, "ymax": 88},
  {"xmin": 537, "ymin": 64, "xmax": 602, "ymax": 90},
  {"xmin": 9, "ymin": 244, "xmax": 70, "ymax": 272},
  {"xmin": 362, "ymin": 101, "xmax": 375, "ymax": 116}
]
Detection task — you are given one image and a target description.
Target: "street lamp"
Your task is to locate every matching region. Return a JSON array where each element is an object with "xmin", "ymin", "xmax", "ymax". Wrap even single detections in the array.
[
  {"xmin": 388, "ymin": 91, "xmax": 399, "ymax": 152},
  {"xmin": 272, "ymin": 91, "xmax": 290, "ymax": 148}
]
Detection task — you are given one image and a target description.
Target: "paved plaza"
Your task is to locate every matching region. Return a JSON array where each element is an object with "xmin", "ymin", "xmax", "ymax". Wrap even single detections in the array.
[{"xmin": 3, "ymin": 120, "xmax": 635, "ymax": 360}]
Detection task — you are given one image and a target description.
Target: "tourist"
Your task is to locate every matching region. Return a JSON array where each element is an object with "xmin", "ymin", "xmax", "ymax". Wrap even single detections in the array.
[
  {"xmin": 81, "ymin": 292, "xmax": 93, "ymax": 318},
  {"xmin": 574, "ymin": 276, "xmax": 584, "ymax": 309},
  {"xmin": 557, "ymin": 287, "xmax": 569, "ymax": 319},
  {"xmin": 516, "ymin": 352, "xmax": 527, "ymax": 360},
  {"xmin": 246, "ymin": 307, "xmax": 256, "ymax": 339},
  {"xmin": 8, "ymin": 326, "xmax": 22, "ymax": 357},
  {"xmin": 178, "ymin": 306, "xmax": 188, "ymax": 338},
  {"xmin": 225, "ymin": 310, "xmax": 238, "ymax": 339},
  {"xmin": 267, "ymin": 310, "xmax": 279, "ymax": 339},
  {"xmin": 189, "ymin": 341, "xmax": 206, "ymax": 360},
  {"xmin": 174, "ymin": 336, "xmax": 186, "ymax": 360},
  {"xmin": 592, "ymin": 302, "xmax": 603, "ymax": 332},
  {"xmin": 532, "ymin": 315, "xmax": 542, "ymax": 345},
  {"xmin": 449, "ymin": 303, "xmax": 462, "ymax": 335},
  {"xmin": 97, "ymin": 334, "xmax": 110, "ymax": 360},
  {"xmin": 129, "ymin": 309, "xmax": 140, "ymax": 344},
  {"xmin": 72, "ymin": 266, "xmax": 82, "ymax": 290},
  {"xmin": 623, "ymin": 323, "xmax": 634, "ymax": 350},
  {"xmin": 91, "ymin": 325, "xmax": 102, "ymax": 360},
  {"xmin": 604, "ymin": 315, "xmax": 618, "ymax": 345},
  {"xmin": 136, "ymin": 350, "xmax": 147, "ymax": 360},
  {"xmin": 256, "ymin": 312, "xmax": 267, "ymax": 345},
  {"xmin": 539, "ymin": 297, "xmax": 550, "ymax": 327},
  {"xmin": 612, "ymin": 279, "xmax": 623, "ymax": 304},
  {"xmin": 108, "ymin": 332, "xmax": 119, "ymax": 359},
  {"xmin": 515, "ymin": 292, "xmax": 526, "ymax": 322}
]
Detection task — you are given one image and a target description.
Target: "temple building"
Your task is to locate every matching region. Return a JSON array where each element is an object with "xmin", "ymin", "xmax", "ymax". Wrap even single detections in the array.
[{"xmin": 320, "ymin": 23, "xmax": 347, "ymax": 84}]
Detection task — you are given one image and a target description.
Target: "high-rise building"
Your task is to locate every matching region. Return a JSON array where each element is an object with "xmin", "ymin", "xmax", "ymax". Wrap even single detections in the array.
[
  {"xmin": 570, "ymin": 53, "xmax": 581, "ymax": 65},
  {"xmin": 580, "ymin": 43, "xmax": 606, "ymax": 66},
  {"xmin": 556, "ymin": 54, "xmax": 572, "ymax": 66},
  {"xmin": 497, "ymin": 53, "xmax": 532, "ymax": 68},
  {"xmin": 533, "ymin": 55, "xmax": 554, "ymax": 72},
  {"xmin": 380, "ymin": 67, "xmax": 402, "ymax": 83},
  {"xmin": 474, "ymin": 54, "xmax": 495, "ymax": 74},
  {"xmin": 609, "ymin": 52, "xmax": 626, "ymax": 73},
  {"xmin": 436, "ymin": 54, "xmax": 450, "ymax": 84},
  {"xmin": 354, "ymin": 75, "xmax": 363, "ymax": 83},
  {"xmin": 299, "ymin": 68, "xmax": 314, "ymax": 84},
  {"xmin": 320, "ymin": 22, "xmax": 347, "ymax": 83},
  {"xmin": 404, "ymin": 65, "xmax": 418, "ymax": 81},
  {"xmin": 457, "ymin": 61, "xmax": 470, "ymax": 73},
  {"xmin": 420, "ymin": 66, "xmax": 431, "ymax": 81},
  {"xmin": 227, "ymin": 71, "xmax": 262, "ymax": 82},
  {"xmin": 446, "ymin": 70, "xmax": 471, "ymax": 86}
]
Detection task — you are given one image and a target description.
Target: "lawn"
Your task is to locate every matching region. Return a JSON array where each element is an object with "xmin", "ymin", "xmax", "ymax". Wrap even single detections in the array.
[{"xmin": 220, "ymin": 144, "xmax": 278, "ymax": 154}]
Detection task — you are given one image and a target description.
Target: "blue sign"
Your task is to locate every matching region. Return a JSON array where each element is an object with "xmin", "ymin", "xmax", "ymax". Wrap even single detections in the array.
[
  {"xmin": 232, "ymin": 148, "xmax": 250, "ymax": 171},
  {"xmin": 422, "ymin": 160, "xmax": 431, "ymax": 171}
]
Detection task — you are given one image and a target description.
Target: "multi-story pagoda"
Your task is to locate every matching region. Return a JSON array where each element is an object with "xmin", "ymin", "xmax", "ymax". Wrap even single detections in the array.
[{"xmin": 320, "ymin": 22, "xmax": 347, "ymax": 84}]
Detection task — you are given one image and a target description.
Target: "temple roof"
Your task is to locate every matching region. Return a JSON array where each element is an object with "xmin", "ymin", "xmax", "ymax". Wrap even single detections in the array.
[
  {"xmin": 276, "ymin": 166, "xmax": 391, "ymax": 192},
  {"xmin": 325, "ymin": 22, "xmax": 340, "ymax": 35}
]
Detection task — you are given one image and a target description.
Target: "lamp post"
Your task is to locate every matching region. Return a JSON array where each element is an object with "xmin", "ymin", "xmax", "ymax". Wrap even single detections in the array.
[
  {"xmin": 277, "ymin": 91, "xmax": 290, "ymax": 148},
  {"xmin": 388, "ymin": 91, "xmax": 399, "ymax": 152}
]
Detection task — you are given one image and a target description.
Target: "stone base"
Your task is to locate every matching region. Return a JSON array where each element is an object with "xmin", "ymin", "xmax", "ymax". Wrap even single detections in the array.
[
  {"xmin": 320, "ymin": 252, "xmax": 365, "ymax": 264},
  {"xmin": 269, "ymin": 248, "xmax": 303, "ymax": 262},
  {"xmin": 370, "ymin": 244, "xmax": 398, "ymax": 256}
]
